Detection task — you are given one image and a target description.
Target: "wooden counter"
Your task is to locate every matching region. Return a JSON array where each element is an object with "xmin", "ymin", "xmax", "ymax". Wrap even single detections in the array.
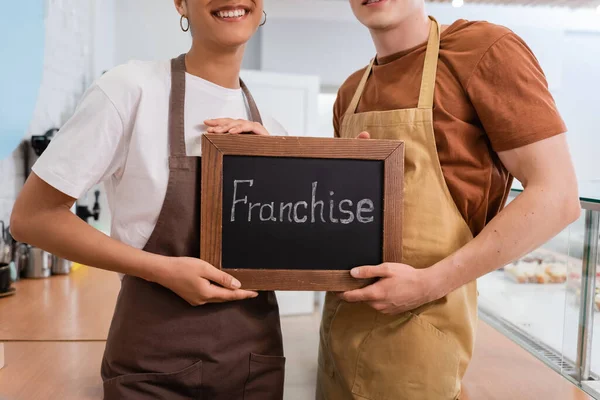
[
  {"xmin": 0, "ymin": 267, "xmax": 593, "ymax": 399},
  {"xmin": 1, "ymin": 342, "xmax": 104, "ymax": 400},
  {"xmin": 0, "ymin": 266, "xmax": 119, "ymax": 341}
]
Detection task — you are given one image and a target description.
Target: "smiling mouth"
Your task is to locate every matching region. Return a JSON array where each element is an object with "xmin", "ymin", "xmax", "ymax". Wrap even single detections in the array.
[
  {"xmin": 212, "ymin": 6, "xmax": 250, "ymax": 20},
  {"xmin": 362, "ymin": 0, "xmax": 384, "ymax": 4}
]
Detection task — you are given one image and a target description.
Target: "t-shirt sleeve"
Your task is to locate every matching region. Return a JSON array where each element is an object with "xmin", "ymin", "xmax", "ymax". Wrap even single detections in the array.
[
  {"xmin": 262, "ymin": 115, "xmax": 288, "ymax": 137},
  {"xmin": 32, "ymin": 84, "xmax": 127, "ymax": 199},
  {"xmin": 466, "ymin": 32, "xmax": 567, "ymax": 152}
]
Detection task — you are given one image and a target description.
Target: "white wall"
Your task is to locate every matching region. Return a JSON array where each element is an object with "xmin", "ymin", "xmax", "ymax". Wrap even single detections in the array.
[
  {"xmin": 92, "ymin": 0, "xmax": 116, "ymax": 78},
  {"xmin": 262, "ymin": 18, "xmax": 374, "ymax": 87},
  {"xmin": 554, "ymin": 31, "xmax": 600, "ymax": 182},
  {"xmin": 0, "ymin": 0, "xmax": 98, "ymax": 224},
  {"xmin": 318, "ymin": 93, "xmax": 337, "ymax": 138},
  {"xmin": 114, "ymin": 0, "xmax": 190, "ymax": 66},
  {"xmin": 241, "ymin": 69, "xmax": 321, "ymax": 137}
]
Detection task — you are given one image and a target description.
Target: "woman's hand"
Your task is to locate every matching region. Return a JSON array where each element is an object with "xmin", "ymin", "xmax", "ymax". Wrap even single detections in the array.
[
  {"xmin": 156, "ymin": 256, "xmax": 258, "ymax": 306},
  {"xmin": 204, "ymin": 118, "xmax": 270, "ymax": 135}
]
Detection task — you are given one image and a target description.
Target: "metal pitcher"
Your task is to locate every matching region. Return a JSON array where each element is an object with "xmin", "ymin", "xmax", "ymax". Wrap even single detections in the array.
[
  {"xmin": 22, "ymin": 247, "xmax": 52, "ymax": 279},
  {"xmin": 51, "ymin": 255, "xmax": 72, "ymax": 275},
  {"xmin": 0, "ymin": 221, "xmax": 12, "ymax": 266}
]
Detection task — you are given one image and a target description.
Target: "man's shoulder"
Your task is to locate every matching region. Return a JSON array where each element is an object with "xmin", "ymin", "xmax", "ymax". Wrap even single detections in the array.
[{"xmin": 442, "ymin": 19, "xmax": 515, "ymax": 55}]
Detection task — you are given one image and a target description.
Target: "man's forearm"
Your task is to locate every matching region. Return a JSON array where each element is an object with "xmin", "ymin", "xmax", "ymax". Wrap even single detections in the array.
[{"xmin": 427, "ymin": 184, "xmax": 581, "ymax": 298}]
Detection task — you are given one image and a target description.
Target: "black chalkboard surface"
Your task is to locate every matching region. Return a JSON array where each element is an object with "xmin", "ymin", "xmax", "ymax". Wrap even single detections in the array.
[
  {"xmin": 222, "ymin": 156, "xmax": 384, "ymax": 271},
  {"xmin": 201, "ymin": 134, "xmax": 404, "ymax": 291}
]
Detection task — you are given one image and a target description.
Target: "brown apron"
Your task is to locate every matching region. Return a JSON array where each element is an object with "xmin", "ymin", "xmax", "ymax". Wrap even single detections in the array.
[
  {"xmin": 100, "ymin": 54, "xmax": 285, "ymax": 400},
  {"xmin": 316, "ymin": 18, "xmax": 478, "ymax": 400}
]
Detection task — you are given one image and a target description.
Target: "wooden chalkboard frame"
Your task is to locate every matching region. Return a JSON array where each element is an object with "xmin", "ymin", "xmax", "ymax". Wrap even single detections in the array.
[{"xmin": 201, "ymin": 134, "xmax": 404, "ymax": 291}]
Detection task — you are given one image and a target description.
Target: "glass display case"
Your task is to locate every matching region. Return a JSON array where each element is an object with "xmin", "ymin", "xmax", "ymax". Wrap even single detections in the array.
[{"xmin": 477, "ymin": 180, "xmax": 600, "ymax": 398}]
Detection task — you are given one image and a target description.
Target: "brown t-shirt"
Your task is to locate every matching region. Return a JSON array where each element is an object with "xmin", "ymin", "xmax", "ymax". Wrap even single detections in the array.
[{"xmin": 334, "ymin": 19, "xmax": 567, "ymax": 236}]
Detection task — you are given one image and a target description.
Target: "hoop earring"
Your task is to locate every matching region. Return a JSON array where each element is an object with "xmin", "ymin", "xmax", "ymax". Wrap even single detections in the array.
[
  {"xmin": 259, "ymin": 11, "xmax": 267, "ymax": 27},
  {"xmin": 180, "ymin": 15, "xmax": 190, "ymax": 32}
]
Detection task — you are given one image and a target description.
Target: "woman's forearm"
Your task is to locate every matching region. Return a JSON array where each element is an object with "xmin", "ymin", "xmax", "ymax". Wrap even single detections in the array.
[
  {"xmin": 14, "ymin": 207, "xmax": 166, "ymax": 281},
  {"xmin": 10, "ymin": 175, "xmax": 169, "ymax": 282}
]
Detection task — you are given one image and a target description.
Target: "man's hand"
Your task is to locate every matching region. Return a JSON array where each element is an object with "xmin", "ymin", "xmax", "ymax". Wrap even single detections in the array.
[
  {"xmin": 157, "ymin": 257, "xmax": 258, "ymax": 306},
  {"xmin": 204, "ymin": 118, "xmax": 270, "ymax": 135},
  {"xmin": 340, "ymin": 263, "xmax": 439, "ymax": 315}
]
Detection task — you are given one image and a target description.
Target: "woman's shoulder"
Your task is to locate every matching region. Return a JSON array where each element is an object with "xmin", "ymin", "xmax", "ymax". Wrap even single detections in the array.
[{"xmin": 96, "ymin": 59, "xmax": 171, "ymax": 101}]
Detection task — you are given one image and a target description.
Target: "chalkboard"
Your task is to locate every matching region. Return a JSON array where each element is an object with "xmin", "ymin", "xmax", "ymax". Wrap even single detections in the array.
[
  {"xmin": 201, "ymin": 135, "xmax": 404, "ymax": 291},
  {"xmin": 222, "ymin": 156, "xmax": 384, "ymax": 270}
]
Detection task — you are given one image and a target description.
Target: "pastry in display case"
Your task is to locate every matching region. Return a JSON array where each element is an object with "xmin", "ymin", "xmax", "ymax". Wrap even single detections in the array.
[{"xmin": 503, "ymin": 250, "xmax": 567, "ymax": 284}]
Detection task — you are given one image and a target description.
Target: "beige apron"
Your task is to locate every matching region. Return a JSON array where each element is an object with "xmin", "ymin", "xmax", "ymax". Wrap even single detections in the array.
[{"xmin": 316, "ymin": 18, "xmax": 478, "ymax": 400}]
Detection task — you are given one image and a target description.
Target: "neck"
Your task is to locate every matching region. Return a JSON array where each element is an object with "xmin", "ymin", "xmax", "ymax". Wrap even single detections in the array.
[
  {"xmin": 185, "ymin": 41, "xmax": 245, "ymax": 89},
  {"xmin": 370, "ymin": 9, "xmax": 430, "ymax": 59}
]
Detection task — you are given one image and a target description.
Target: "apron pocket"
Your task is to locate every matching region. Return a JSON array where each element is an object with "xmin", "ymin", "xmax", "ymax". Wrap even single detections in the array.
[
  {"xmin": 103, "ymin": 360, "xmax": 202, "ymax": 400},
  {"xmin": 351, "ymin": 313, "xmax": 460, "ymax": 400},
  {"xmin": 243, "ymin": 353, "xmax": 286, "ymax": 400}
]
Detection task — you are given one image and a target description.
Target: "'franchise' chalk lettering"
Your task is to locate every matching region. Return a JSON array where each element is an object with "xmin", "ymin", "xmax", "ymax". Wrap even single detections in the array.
[
  {"xmin": 339, "ymin": 200, "xmax": 354, "ymax": 224},
  {"xmin": 294, "ymin": 201, "xmax": 308, "ymax": 223},
  {"xmin": 260, "ymin": 203, "xmax": 277, "ymax": 222},
  {"xmin": 231, "ymin": 180, "xmax": 253, "ymax": 222},
  {"xmin": 280, "ymin": 202, "xmax": 293, "ymax": 223},
  {"xmin": 357, "ymin": 199, "xmax": 374, "ymax": 223},
  {"xmin": 311, "ymin": 182, "xmax": 326, "ymax": 223},
  {"xmin": 248, "ymin": 202, "xmax": 261, "ymax": 222},
  {"xmin": 229, "ymin": 180, "xmax": 375, "ymax": 225},
  {"xmin": 329, "ymin": 191, "xmax": 339, "ymax": 223}
]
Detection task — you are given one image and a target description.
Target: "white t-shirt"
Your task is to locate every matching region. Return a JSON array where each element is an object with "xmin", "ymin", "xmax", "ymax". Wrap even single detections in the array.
[{"xmin": 33, "ymin": 60, "xmax": 287, "ymax": 250}]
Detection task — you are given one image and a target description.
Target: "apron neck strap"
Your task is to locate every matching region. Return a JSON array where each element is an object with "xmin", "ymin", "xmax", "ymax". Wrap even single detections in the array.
[
  {"xmin": 240, "ymin": 79, "xmax": 263, "ymax": 125},
  {"xmin": 344, "ymin": 58, "xmax": 376, "ymax": 117},
  {"xmin": 343, "ymin": 16, "xmax": 441, "ymax": 117},
  {"xmin": 168, "ymin": 54, "xmax": 263, "ymax": 158},
  {"xmin": 417, "ymin": 17, "xmax": 441, "ymax": 110},
  {"xmin": 169, "ymin": 54, "xmax": 188, "ymax": 157}
]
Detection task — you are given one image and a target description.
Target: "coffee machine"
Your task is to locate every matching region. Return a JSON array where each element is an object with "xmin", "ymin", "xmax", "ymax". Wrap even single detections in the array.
[
  {"xmin": 30, "ymin": 128, "xmax": 58, "ymax": 158},
  {"xmin": 76, "ymin": 190, "xmax": 101, "ymax": 223}
]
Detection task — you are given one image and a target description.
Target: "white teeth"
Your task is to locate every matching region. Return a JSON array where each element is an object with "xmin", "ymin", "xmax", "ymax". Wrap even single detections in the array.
[{"xmin": 217, "ymin": 9, "xmax": 246, "ymax": 19}]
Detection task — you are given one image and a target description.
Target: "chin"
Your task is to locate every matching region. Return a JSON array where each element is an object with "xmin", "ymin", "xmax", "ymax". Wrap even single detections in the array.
[
  {"xmin": 351, "ymin": 0, "xmax": 417, "ymax": 30},
  {"xmin": 358, "ymin": 14, "xmax": 398, "ymax": 31},
  {"xmin": 213, "ymin": 30, "xmax": 255, "ymax": 48}
]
